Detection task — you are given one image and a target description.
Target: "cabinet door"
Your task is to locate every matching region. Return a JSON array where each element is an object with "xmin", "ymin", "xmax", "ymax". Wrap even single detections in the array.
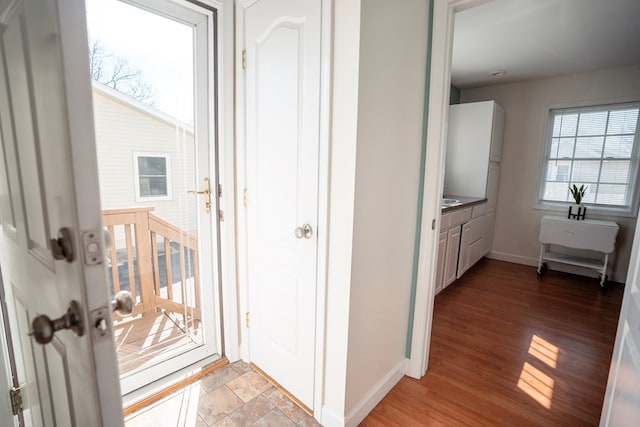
[
  {"xmin": 436, "ymin": 230, "xmax": 447, "ymax": 294},
  {"xmin": 458, "ymin": 216, "xmax": 487, "ymax": 278},
  {"xmin": 444, "ymin": 226, "xmax": 461, "ymax": 287},
  {"xmin": 458, "ymin": 222, "xmax": 472, "ymax": 278}
]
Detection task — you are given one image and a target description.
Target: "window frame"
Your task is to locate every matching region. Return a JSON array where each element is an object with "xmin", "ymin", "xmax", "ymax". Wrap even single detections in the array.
[
  {"xmin": 537, "ymin": 101, "xmax": 640, "ymax": 217},
  {"xmin": 133, "ymin": 152, "xmax": 172, "ymax": 202}
]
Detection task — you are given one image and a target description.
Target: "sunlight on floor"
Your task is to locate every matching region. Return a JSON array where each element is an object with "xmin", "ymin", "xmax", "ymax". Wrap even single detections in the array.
[
  {"xmin": 517, "ymin": 334, "xmax": 560, "ymax": 409},
  {"xmin": 517, "ymin": 362, "xmax": 555, "ymax": 409},
  {"xmin": 528, "ymin": 334, "xmax": 559, "ymax": 368}
]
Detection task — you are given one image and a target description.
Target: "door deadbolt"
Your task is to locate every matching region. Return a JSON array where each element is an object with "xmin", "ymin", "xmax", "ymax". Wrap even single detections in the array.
[
  {"xmin": 30, "ymin": 301, "xmax": 83, "ymax": 345},
  {"xmin": 294, "ymin": 224, "xmax": 313, "ymax": 239},
  {"xmin": 50, "ymin": 227, "xmax": 74, "ymax": 262}
]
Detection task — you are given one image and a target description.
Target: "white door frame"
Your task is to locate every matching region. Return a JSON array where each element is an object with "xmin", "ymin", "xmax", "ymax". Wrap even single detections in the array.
[
  {"xmin": 234, "ymin": 0, "xmax": 332, "ymax": 416},
  {"xmin": 407, "ymin": 0, "xmax": 498, "ymax": 379},
  {"xmin": 204, "ymin": 0, "xmax": 241, "ymax": 364}
]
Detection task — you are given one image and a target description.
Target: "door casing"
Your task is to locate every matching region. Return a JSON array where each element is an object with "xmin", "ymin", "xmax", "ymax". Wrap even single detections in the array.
[{"xmin": 234, "ymin": 0, "xmax": 332, "ymax": 417}]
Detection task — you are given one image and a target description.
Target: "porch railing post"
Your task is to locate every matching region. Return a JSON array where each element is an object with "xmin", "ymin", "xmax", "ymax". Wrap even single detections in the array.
[{"xmin": 135, "ymin": 210, "xmax": 155, "ymax": 314}]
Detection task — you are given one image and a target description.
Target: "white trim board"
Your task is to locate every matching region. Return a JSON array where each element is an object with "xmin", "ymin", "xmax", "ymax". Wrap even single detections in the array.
[
  {"xmin": 487, "ymin": 251, "xmax": 626, "ymax": 283},
  {"xmin": 486, "ymin": 251, "xmax": 538, "ymax": 266},
  {"xmin": 321, "ymin": 358, "xmax": 408, "ymax": 427}
]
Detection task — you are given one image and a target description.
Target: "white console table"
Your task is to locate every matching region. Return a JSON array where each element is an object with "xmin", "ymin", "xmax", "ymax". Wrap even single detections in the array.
[{"xmin": 537, "ymin": 215, "xmax": 619, "ymax": 287}]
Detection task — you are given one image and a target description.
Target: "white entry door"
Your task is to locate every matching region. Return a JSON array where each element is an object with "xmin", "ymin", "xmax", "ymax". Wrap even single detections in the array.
[
  {"xmin": 0, "ymin": 0, "xmax": 122, "ymax": 426},
  {"xmin": 600, "ymin": 216, "xmax": 640, "ymax": 424},
  {"xmin": 241, "ymin": 0, "xmax": 321, "ymax": 409}
]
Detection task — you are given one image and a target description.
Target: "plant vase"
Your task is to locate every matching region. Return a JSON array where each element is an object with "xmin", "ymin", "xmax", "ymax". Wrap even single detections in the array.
[{"xmin": 568, "ymin": 204, "xmax": 586, "ymax": 220}]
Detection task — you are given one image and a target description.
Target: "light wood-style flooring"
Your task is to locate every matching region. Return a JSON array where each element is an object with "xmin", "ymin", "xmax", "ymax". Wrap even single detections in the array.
[{"xmin": 362, "ymin": 259, "xmax": 624, "ymax": 426}]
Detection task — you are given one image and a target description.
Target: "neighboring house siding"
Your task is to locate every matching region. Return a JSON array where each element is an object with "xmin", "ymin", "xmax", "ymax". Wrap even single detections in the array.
[{"xmin": 91, "ymin": 84, "xmax": 197, "ymax": 244}]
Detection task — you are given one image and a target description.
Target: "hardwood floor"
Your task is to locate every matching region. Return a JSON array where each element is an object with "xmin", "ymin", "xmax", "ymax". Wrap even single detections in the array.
[{"xmin": 361, "ymin": 259, "xmax": 624, "ymax": 426}]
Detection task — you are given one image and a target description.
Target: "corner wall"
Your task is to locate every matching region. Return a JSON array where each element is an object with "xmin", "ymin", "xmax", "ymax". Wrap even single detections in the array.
[
  {"xmin": 461, "ymin": 64, "xmax": 640, "ymax": 282},
  {"xmin": 345, "ymin": 0, "xmax": 428, "ymax": 417}
]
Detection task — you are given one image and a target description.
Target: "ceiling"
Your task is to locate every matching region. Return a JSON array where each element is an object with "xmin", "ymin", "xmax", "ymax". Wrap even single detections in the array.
[{"xmin": 451, "ymin": 0, "xmax": 640, "ymax": 89}]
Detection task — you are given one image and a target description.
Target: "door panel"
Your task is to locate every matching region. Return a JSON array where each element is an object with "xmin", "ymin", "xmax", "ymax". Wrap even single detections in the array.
[
  {"xmin": 2, "ymin": 9, "xmax": 51, "ymax": 266},
  {"xmin": 243, "ymin": 0, "xmax": 321, "ymax": 408},
  {"xmin": 0, "ymin": 0, "xmax": 122, "ymax": 425}
]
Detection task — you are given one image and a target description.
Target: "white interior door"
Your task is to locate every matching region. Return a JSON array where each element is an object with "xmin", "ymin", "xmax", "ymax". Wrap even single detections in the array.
[
  {"xmin": 242, "ymin": 0, "xmax": 321, "ymax": 409},
  {"xmin": 600, "ymin": 216, "xmax": 640, "ymax": 425},
  {"xmin": 0, "ymin": 0, "xmax": 122, "ymax": 425}
]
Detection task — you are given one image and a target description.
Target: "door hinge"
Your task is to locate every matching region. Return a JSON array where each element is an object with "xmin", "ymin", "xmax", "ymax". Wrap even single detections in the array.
[
  {"xmin": 242, "ymin": 49, "xmax": 247, "ymax": 70},
  {"xmin": 218, "ymin": 184, "xmax": 223, "ymax": 198},
  {"xmin": 219, "ymin": 210, "xmax": 225, "ymax": 222},
  {"xmin": 10, "ymin": 386, "xmax": 23, "ymax": 416},
  {"xmin": 245, "ymin": 311, "xmax": 250, "ymax": 328},
  {"xmin": 432, "ymin": 219, "xmax": 436, "ymax": 230},
  {"xmin": 243, "ymin": 189, "xmax": 248, "ymax": 207}
]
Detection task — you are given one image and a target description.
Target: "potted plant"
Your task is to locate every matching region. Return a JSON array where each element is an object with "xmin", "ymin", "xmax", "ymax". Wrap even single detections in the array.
[{"xmin": 568, "ymin": 184, "xmax": 588, "ymax": 220}]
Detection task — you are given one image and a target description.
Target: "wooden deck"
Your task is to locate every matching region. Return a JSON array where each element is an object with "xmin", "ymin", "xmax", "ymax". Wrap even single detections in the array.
[
  {"xmin": 113, "ymin": 311, "xmax": 202, "ymax": 376},
  {"xmin": 362, "ymin": 258, "xmax": 624, "ymax": 426},
  {"xmin": 102, "ymin": 207, "xmax": 203, "ymax": 377}
]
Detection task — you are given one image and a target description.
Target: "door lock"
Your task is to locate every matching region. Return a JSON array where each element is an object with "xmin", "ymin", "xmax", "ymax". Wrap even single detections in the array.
[
  {"xmin": 188, "ymin": 177, "xmax": 211, "ymax": 213},
  {"xmin": 50, "ymin": 227, "xmax": 74, "ymax": 263}
]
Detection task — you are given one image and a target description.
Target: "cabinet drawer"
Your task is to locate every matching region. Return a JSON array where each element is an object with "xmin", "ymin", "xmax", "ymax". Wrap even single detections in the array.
[
  {"xmin": 440, "ymin": 212, "xmax": 452, "ymax": 230},
  {"xmin": 472, "ymin": 203, "xmax": 486, "ymax": 218},
  {"xmin": 450, "ymin": 207, "xmax": 472, "ymax": 227}
]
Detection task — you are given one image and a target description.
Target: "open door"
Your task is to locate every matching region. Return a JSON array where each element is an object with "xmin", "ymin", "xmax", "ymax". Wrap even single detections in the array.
[
  {"xmin": 0, "ymin": 0, "xmax": 122, "ymax": 425},
  {"xmin": 600, "ymin": 214, "xmax": 640, "ymax": 424}
]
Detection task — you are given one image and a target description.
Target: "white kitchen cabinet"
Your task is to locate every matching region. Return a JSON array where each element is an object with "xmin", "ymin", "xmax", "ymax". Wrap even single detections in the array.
[
  {"xmin": 435, "ymin": 230, "xmax": 447, "ymax": 294},
  {"xmin": 443, "ymin": 226, "xmax": 461, "ymax": 288},
  {"xmin": 458, "ymin": 215, "xmax": 485, "ymax": 278},
  {"xmin": 445, "ymin": 100, "xmax": 504, "ymax": 211}
]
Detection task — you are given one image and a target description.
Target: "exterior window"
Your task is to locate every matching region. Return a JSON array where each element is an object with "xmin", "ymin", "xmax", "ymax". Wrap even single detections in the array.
[
  {"xmin": 539, "ymin": 103, "xmax": 640, "ymax": 213},
  {"xmin": 134, "ymin": 153, "xmax": 171, "ymax": 201}
]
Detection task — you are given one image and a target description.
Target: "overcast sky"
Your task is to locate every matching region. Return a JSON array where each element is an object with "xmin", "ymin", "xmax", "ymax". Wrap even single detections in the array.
[{"xmin": 85, "ymin": 0, "xmax": 194, "ymax": 123}]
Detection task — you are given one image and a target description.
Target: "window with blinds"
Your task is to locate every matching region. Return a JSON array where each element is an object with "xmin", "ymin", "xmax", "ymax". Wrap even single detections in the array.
[{"xmin": 540, "ymin": 103, "xmax": 640, "ymax": 211}]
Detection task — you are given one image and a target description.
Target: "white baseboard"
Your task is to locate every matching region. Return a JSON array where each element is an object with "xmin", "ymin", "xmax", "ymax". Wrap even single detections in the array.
[
  {"xmin": 344, "ymin": 358, "xmax": 408, "ymax": 427},
  {"xmin": 487, "ymin": 251, "xmax": 538, "ymax": 266},
  {"xmin": 320, "ymin": 406, "xmax": 345, "ymax": 427},
  {"xmin": 320, "ymin": 358, "xmax": 407, "ymax": 427},
  {"xmin": 487, "ymin": 251, "xmax": 624, "ymax": 283}
]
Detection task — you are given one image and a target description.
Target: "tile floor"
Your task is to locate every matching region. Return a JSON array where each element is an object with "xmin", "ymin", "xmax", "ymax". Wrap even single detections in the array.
[{"xmin": 125, "ymin": 361, "xmax": 322, "ymax": 426}]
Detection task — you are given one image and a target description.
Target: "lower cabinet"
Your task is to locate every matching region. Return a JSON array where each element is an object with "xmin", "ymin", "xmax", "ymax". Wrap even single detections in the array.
[
  {"xmin": 458, "ymin": 215, "xmax": 485, "ymax": 278},
  {"xmin": 443, "ymin": 226, "xmax": 461, "ymax": 288},
  {"xmin": 436, "ymin": 202, "xmax": 493, "ymax": 294}
]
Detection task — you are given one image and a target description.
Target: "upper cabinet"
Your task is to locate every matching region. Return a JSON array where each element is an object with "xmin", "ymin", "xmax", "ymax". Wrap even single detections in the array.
[{"xmin": 444, "ymin": 100, "xmax": 505, "ymax": 201}]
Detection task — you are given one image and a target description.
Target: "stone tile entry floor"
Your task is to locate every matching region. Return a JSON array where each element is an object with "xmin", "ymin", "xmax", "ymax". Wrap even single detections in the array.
[{"xmin": 125, "ymin": 361, "xmax": 322, "ymax": 426}]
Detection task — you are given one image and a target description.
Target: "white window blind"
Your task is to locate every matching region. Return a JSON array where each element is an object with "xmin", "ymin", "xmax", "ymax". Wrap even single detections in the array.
[{"xmin": 540, "ymin": 103, "xmax": 640, "ymax": 210}]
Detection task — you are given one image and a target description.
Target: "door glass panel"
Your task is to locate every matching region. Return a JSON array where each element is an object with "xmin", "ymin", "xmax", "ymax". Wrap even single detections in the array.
[{"xmin": 85, "ymin": 0, "xmax": 219, "ymax": 394}]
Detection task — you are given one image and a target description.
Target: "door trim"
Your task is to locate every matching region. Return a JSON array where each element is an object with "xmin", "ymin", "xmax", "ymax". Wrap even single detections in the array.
[
  {"xmin": 234, "ymin": 0, "xmax": 331, "ymax": 417},
  {"xmin": 407, "ymin": 0, "xmax": 494, "ymax": 378}
]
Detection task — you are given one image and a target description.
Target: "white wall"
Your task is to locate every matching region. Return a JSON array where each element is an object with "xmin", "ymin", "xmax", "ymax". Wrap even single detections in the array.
[
  {"xmin": 345, "ymin": 0, "xmax": 428, "ymax": 413},
  {"xmin": 460, "ymin": 64, "xmax": 640, "ymax": 282},
  {"xmin": 322, "ymin": 0, "xmax": 429, "ymax": 424}
]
